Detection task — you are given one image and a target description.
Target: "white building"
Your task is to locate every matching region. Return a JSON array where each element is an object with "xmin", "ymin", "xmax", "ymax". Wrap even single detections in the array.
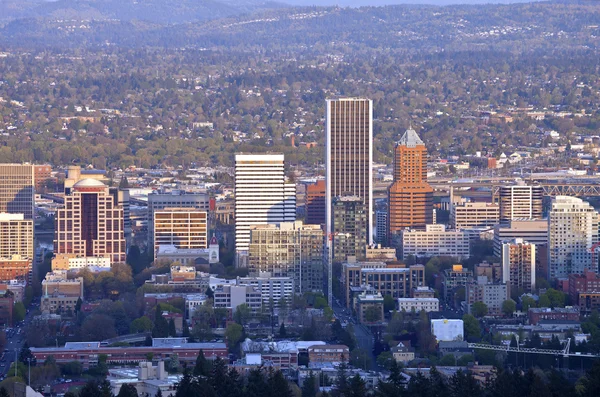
[
  {"xmin": 401, "ymin": 224, "xmax": 470, "ymax": 260},
  {"xmin": 548, "ymin": 196, "xmax": 599, "ymax": 279},
  {"xmin": 185, "ymin": 294, "xmax": 208, "ymax": 319},
  {"xmin": 431, "ymin": 319, "xmax": 464, "ymax": 342},
  {"xmin": 237, "ymin": 276, "xmax": 294, "ymax": 308},
  {"xmin": 451, "ymin": 202, "xmax": 499, "ymax": 229},
  {"xmin": 234, "ymin": 154, "xmax": 296, "ymax": 266},
  {"xmin": 108, "ymin": 362, "xmax": 180, "ymax": 397},
  {"xmin": 51, "ymin": 255, "xmax": 111, "ymax": 272},
  {"xmin": 213, "ymin": 285, "xmax": 262, "ymax": 312},
  {"xmin": 397, "ymin": 297, "xmax": 439, "ymax": 313},
  {"xmin": 498, "ymin": 184, "xmax": 543, "ymax": 223}
]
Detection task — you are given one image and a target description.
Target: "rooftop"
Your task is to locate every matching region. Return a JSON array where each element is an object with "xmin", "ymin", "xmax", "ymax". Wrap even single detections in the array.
[{"xmin": 398, "ymin": 128, "xmax": 424, "ymax": 148}]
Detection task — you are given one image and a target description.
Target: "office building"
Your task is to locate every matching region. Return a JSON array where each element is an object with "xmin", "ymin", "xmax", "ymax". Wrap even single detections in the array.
[
  {"xmin": 499, "ymin": 184, "xmax": 543, "ymax": 223},
  {"xmin": 450, "ymin": 202, "xmax": 499, "ymax": 229},
  {"xmin": 355, "ymin": 290, "xmax": 384, "ymax": 324},
  {"xmin": 493, "ymin": 219, "xmax": 548, "ymax": 276},
  {"xmin": 466, "ymin": 276, "xmax": 508, "ymax": 316},
  {"xmin": 148, "ymin": 191, "xmax": 210, "ymax": 249},
  {"xmin": 41, "ymin": 270, "xmax": 84, "ymax": 314},
  {"xmin": 238, "ymin": 276, "xmax": 294, "ymax": 308},
  {"xmin": 397, "ymin": 297, "xmax": 439, "ymax": 313},
  {"xmin": 0, "ymin": 213, "xmax": 34, "ymax": 260},
  {"xmin": 388, "ymin": 128, "xmax": 433, "ymax": 239},
  {"xmin": 332, "ymin": 196, "xmax": 368, "ymax": 262},
  {"xmin": 52, "ymin": 254, "xmax": 111, "ymax": 272},
  {"xmin": 475, "ymin": 262, "xmax": 502, "ymax": 283},
  {"xmin": 153, "ymin": 208, "xmax": 208, "ymax": 259},
  {"xmin": 34, "ymin": 164, "xmax": 53, "ymax": 192},
  {"xmin": 365, "ymin": 244, "xmax": 397, "ymax": 262},
  {"xmin": 442, "ymin": 265, "xmax": 473, "ymax": 301},
  {"xmin": 213, "ymin": 285, "xmax": 262, "ymax": 313},
  {"xmin": 248, "ymin": 221, "xmax": 322, "ymax": 294},
  {"xmin": 400, "ymin": 224, "xmax": 470, "ymax": 260},
  {"xmin": 0, "ymin": 256, "xmax": 31, "ymax": 283},
  {"xmin": 342, "ymin": 262, "xmax": 425, "ymax": 306},
  {"xmin": 568, "ymin": 270, "xmax": 600, "ymax": 307},
  {"xmin": 548, "ymin": 196, "xmax": 599, "ymax": 279},
  {"xmin": 501, "ymin": 239, "xmax": 536, "ymax": 294},
  {"xmin": 234, "ymin": 154, "xmax": 296, "ymax": 265},
  {"xmin": 305, "ymin": 180, "xmax": 326, "ymax": 226},
  {"xmin": 0, "ymin": 164, "xmax": 34, "ymax": 220},
  {"xmin": 528, "ymin": 307, "xmax": 579, "ymax": 325},
  {"xmin": 54, "ymin": 179, "xmax": 126, "ymax": 263},
  {"xmin": 375, "ymin": 210, "xmax": 387, "ymax": 246},
  {"xmin": 325, "ymin": 98, "xmax": 373, "ymax": 244}
]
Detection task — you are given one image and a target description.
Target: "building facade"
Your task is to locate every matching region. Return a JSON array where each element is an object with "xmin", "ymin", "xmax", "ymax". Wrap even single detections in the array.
[
  {"xmin": 147, "ymin": 191, "xmax": 210, "ymax": 249},
  {"xmin": 238, "ymin": 276, "xmax": 294, "ymax": 309},
  {"xmin": 234, "ymin": 154, "xmax": 296, "ymax": 264},
  {"xmin": 332, "ymin": 196, "xmax": 368, "ymax": 263},
  {"xmin": 498, "ymin": 184, "xmax": 543, "ymax": 223},
  {"xmin": 466, "ymin": 277, "xmax": 508, "ymax": 316},
  {"xmin": 0, "ymin": 164, "xmax": 34, "ymax": 220},
  {"xmin": 247, "ymin": 221, "xmax": 322, "ymax": 294},
  {"xmin": 501, "ymin": 239, "xmax": 536, "ymax": 294},
  {"xmin": 451, "ymin": 202, "xmax": 499, "ymax": 229},
  {"xmin": 153, "ymin": 208, "xmax": 208, "ymax": 258},
  {"xmin": 305, "ymin": 180, "xmax": 326, "ymax": 226},
  {"xmin": 401, "ymin": 224, "xmax": 470, "ymax": 260},
  {"xmin": 54, "ymin": 179, "xmax": 126, "ymax": 263},
  {"xmin": 388, "ymin": 128, "xmax": 433, "ymax": 239},
  {"xmin": 548, "ymin": 196, "xmax": 599, "ymax": 280},
  {"xmin": 0, "ymin": 213, "xmax": 33, "ymax": 260},
  {"xmin": 397, "ymin": 297, "xmax": 440, "ymax": 313}
]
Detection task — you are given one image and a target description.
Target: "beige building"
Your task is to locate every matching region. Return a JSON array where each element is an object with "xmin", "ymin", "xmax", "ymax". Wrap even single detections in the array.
[
  {"xmin": 501, "ymin": 239, "xmax": 536, "ymax": 294},
  {"xmin": 391, "ymin": 343, "xmax": 415, "ymax": 363},
  {"xmin": 355, "ymin": 290, "xmax": 384, "ymax": 324},
  {"xmin": 342, "ymin": 262, "xmax": 425, "ymax": 307},
  {"xmin": 41, "ymin": 271, "xmax": 84, "ymax": 314},
  {"xmin": 213, "ymin": 285, "xmax": 262, "ymax": 313},
  {"xmin": 401, "ymin": 224, "xmax": 470, "ymax": 260},
  {"xmin": 365, "ymin": 245, "xmax": 397, "ymax": 262},
  {"xmin": 397, "ymin": 297, "xmax": 440, "ymax": 313},
  {"xmin": 451, "ymin": 202, "xmax": 499, "ymax": 229},
  {"xmin": 498, "ymin": 184, "xmax": 543, "ymax": 223},
  {"xmin": 0, "ymin": 164, "xmax": 34, "ymax": 220},
  {"xmin": 51, "ymin": 254, "xmax": 111, "ymax": 272},
  {"xmin": 154, "ymin": 208, "xmax": 208, "ymax": 259},
  {"xmin": 0, "ymin": 213, "xmax": 33, "ymax": 260},
  {"xmin": 54, "ymin": 179, "xmax": 126, "ymax": 263},
  {"xmin": 248, "ymin": 221, "xmax": 323, "ymax": 294}
]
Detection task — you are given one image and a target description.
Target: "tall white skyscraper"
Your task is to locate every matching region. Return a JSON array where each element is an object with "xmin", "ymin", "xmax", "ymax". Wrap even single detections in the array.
[
  {"xmin": 325, "ymin": 98, "xmax": 373, "ymax": 243},
  {"xmin": 234, "ymin": 154, "xmax": 296, "ymax": 266},
  {"xmin": 548, "ymin": 196, "xmax": 599, "ymax": 280}
]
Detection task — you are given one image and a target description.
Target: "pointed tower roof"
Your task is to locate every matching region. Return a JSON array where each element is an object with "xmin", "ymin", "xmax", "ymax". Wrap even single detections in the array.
[
  {"xmin": 209, "ymin": 234, "xmax": 218, "ymax": 246},
  {"xmin": 398, "ymin": 127, "xmax": 424, "ymax": 148}
]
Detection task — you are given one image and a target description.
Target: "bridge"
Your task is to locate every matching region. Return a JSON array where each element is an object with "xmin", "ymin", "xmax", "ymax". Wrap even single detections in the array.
[
  {"xmin": 468, "ymin": 338, "xmax": 600, "ymax": 358},
  {"xmin": 426, "ymin": 183, "xmax": 600, "ymax": 198}
]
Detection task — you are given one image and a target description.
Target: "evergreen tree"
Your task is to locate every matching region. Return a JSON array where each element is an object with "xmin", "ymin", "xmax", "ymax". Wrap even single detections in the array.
[
  {"xmin": 406, "ymin": 371, "xmax": 431, "ymax": 397},
  {"xmin": 332, "ymin": 356, "xmax": 350, "ymax": 397},
  {"xmin": 279, "ymin": 322, "xmax": 287, "ymax": 338},
  {"xmin": 349, "ymin": 374, "xmax": 367, "ymax": 397},
  {"xmin": 153, "ymin": 305, "xmax": 169, "ymax": 338},
  {"xmin": 117, "ymin": 383, "xmax": 139, "ymax": 397},
  {"xmin": 194, "ymin": 350, "xmax": 210, "ymax": 376},
  {"xmin": 168, "ymin": 318, "xmax": 177, "ymax": 337},
  {"xmin": 0, "ymin": 388, "xmax": 9, "ymax": 397},
  {"xmin": 449, "ymin": 370, "xmax": 482, "ymax": 397},
  {"xmin": 268, "ymin": 369, "xmax": 293, "ymax": 397},
  {"xmin": 301, "ymin": 371, "xmax": 317, "ymax": 397},
  {"xmin": 245, "ymin": 368, "xmax": 268, "ymax": 397},
  {"xmin": 19, "ymin": 343, "xmax": 36, "ymax": 366},
  {"xmin": 376, "ymin": 360, "xmax": 405, "ymax": 397},
  {"xmin": 154, "ymin": 390, "xmax": 163, "ymax": 397}
]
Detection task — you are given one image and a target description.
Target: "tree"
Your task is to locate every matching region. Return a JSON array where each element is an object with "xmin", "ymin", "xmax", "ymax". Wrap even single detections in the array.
[
  {"xmin": 364, "ymin": 306, "xmax": 382, "ymax": 323},
  {"xmin": 130, "ymin": 316, "xmax": 153, "ymax": 334},
  {"xmin": 471, "ymin": 301, "xmax": 488, "ymax": 318},
  {"xmin": 0, "ymin": 388, "xmax": 8, "ymax": 397},
  {"xmin": 349, "ymin": 374, "xmax": 368, "ymax": 397},
  {"xmin": 153, "ymin": 306, "xmax": 169, "ymax": 338},
  {"xmin": 462, "ymin": 314, "xmax": 481, "ymax": 342},
  {"xmin": 19, "ymin": 343, "xmax": 36, "ymax": 366},
  {"xmin": 383, "ymin": 294, "xmax": 396, "ymax": 314},
  {"xmin": 194, "ymin": 350, "xmax": 211, "ymax": 377},
  {"xmin": 75, "ymin": 297, "xmax": 82, "ymax": 313},
  {"xmin": 376, "ymin": 351, "xmax": 394, "ymax": 370},
  {"xmin": 168, "ymin": 318, "xmax": 177, "ymax": 337},
  {"xmin": 350, "ymin": 348, "xmax": 370, "ymax": 370},
  {"xmin": 302, "ymin": 371, "xmax": 317, "ymax": 397},
  {"xmin": 279, "ymin": 322, "xmax": 287, "ymax": 338},
  {"xmin": 502, "ymin": 300, "xmax": 516, "ymax": 317},
  {"xmin": 377, "ymin": 359, "xmax": 406, "ymax": 397},
  {"xmin": 224, "ymin": 322, "xmax": 243, "ymax": 349},
  {"xmin": 439, "ymin": 354, "xmax": 457, "ymax": 366},
  {"xmin": 155, "ymin": 390, "xmax": 163, "ymax": 397},
  {"xmin": 13, "ymin": 302, "xmax": 25, "ymax": 323},
  {"xmin": 233, "ymin": 304, "xmax": 251, "ymax": 326},
  {"xmin": 449, "ymin": 369, "xmax": 482, "ymax": 397},
  {"xmin": 168, "ymin": 354, "xmax": 180, "ymax": 373},
  {"xmin": 268, "ymin": 369, "xmax": 293, "ymax": 397},
  {"xmin": 117, "ymin": 383, "xmax": 139, "ymax": 397},
  {"xmin": 521, "ymin": 296, "xmax": 536, "ymax": 312}
]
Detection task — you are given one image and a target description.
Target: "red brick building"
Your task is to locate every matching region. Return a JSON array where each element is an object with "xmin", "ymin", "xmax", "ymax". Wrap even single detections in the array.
[
  {"xmin": 568, "ymin": 270, "xmax": 600, "ymax": 306},
  {"xmin": 528, "ymin": 307, "xmax": 579, "ymax": 325},
  {"xmin": 308, "ymin": 345, "xmax": 349, "ymax": 363}
]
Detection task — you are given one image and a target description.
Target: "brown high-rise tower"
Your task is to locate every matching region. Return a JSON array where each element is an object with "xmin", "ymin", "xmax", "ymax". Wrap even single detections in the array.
[{"xmin": 388, "ymin": 128, "xmax": 433, "ymax": 241}]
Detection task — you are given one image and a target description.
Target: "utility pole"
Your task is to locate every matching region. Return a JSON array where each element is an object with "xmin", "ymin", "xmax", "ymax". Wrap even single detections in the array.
[
  {"xmin": 14, "ymin": 348, "xmax": 17, "ymax": 377},
  {"xmin": 27, "ymin": 358, "xmax": 31, "ymax": 385}
]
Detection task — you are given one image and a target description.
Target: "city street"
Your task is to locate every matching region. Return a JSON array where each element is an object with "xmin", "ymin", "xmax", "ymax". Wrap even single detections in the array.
[
  {"xmin": 332, "ymin": 299, "xmax": 376, "ymax": 370},
  {"xmin": 0, "ymin": 308, "xmax": 35, "ymax": 379}
]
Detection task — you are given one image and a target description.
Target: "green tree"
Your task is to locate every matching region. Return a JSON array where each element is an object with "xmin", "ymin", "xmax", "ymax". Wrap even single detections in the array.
[
  {"xmin": 224, "ymin": 322, "xmax": 244, "ymax": 349},
  {"xmin": 168, "ymin": 318, "xmax": 177, "ymax": 337},
  {"xmin": 449, "ymin": 369, "xmax": 482, "ymax": 397},
  {"xmin": 462, "ymin": 314, "xmax": 481, "ymax": 342},
  {"xmin": 377, "ymin": 359, "xmax": 406, "ymax": 397},
  {"xmin": 364, "ymin": 306, "xmax": 382, "ymax": 323},
  {"xmin": 19, "ymin": 343, "xmax": 36, "ymax": 366},
  {"xmin": 521, "ymin": 296, "xmax": 536, "ymax": 312},
  {"xmin": 383, "ymin": 294, "xmax": 396, "ymax": 314},
  {"xmin": 13, "ymin": 302, "xmax": 25, "ymax": 324},
  {"xmin": 155, "ymin": 390, "xmax": 163, "ymax": 397},
  {"xmin": 117, "ymin": 383, "xmax": 138, "ymax": 397},
  {"xmin": 268, "ymin": 370, "xmax": 293, "ymax": 397},
  {"xmin": 194, "ymin": 349, "xmax": 211, "ymax": 377},
  {"xmin": 376, "ymin": 351, "xmax": 394, "ymax": 370},
  {"xmin": 456, "ymin": 354, "xmax": 474, "ymax": 366},
  {"xmin": 349, "ymin": 374, "xmax": 368, "ymax": 397},
  {"xmin": 168, "ymin": 354, "xmax": 180, "ymax": 373},
  {"xmin": 502, "ymin": 300, "xmax": 516, "ymax": 317},
  {"xmin": 279, "ymin": 322, "xmax": 287, "ymax": 338},
  {"xmin": 130, "ymin": 316, "xmax": 153, "ymax": 334},
  {"xmin": 302, "ymin": 371, "xmax": 317, "ymax": 397},
  {"xmin": 471, "ymin": 301, "xmax": 488, "ymax": 318},
  {"xmin": 439, "ymin": 354, "xmax": 457, "ymax": 366},
  {"xmin": 350, "ymin": 348, "xmax": 370, "ymax": 370},
  {"xmin": 153, "ymin": 306, "xmax": 169, "ymax": 338},
  {"xmin": 233, "ymin": 304, "xmax": 251, "ymax": 326}
]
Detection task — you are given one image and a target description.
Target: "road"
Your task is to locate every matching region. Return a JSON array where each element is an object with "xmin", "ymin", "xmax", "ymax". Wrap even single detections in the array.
[
  {"xmin": 0, "ymin": 306, "xmax": 35, "ymax": 380},
  {"xmin": 332, "ymin": 299, "xmax": 377, "ymax": 370}
]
